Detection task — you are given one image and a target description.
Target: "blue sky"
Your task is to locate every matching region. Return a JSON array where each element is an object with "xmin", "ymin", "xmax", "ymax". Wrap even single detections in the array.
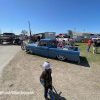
[{"xmin": 0, "ymin": 0, "xmax": 100, "ymax": 35}]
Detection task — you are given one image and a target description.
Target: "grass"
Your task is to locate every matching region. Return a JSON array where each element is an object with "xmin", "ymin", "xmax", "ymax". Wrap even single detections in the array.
[{"xmin": 75, "ymin": 43, "xmax": 100, "ymax": 64}]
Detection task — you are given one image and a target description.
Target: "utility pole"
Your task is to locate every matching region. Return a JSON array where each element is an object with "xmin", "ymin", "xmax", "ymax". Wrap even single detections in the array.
[{"xmin": 28, "ymin": 21, "xmax": 31, "ymax": 36}]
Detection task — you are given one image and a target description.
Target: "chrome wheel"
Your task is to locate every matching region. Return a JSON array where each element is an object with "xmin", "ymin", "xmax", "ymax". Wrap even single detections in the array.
[{"xmin": 57, "ymin": 55, "xmax": 66, "ymax": 61}]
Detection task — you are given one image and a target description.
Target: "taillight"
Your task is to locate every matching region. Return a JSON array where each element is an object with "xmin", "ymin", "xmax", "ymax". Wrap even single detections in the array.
[{"xmin": 68, "ymin": 39, "xmax": 69, "ymax": 41}]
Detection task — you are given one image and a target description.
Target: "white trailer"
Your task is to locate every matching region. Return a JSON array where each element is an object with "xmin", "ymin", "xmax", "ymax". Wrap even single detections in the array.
[
  {"xmin": 36, "ymin": 32, "xmax": 56, "ymax": 39},
  {"xmin": 73, "ymin": 35, "xmax": 84, "ymax": 42},
  {"xmin": 44, "ymin": 32, "xmax": 56, "ymax": 39}
]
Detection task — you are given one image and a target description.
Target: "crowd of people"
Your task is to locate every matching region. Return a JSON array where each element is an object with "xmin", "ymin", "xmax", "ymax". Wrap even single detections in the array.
[{"xmin": 87, "ymin": 38, "xmax": 100, "ymax": 54}]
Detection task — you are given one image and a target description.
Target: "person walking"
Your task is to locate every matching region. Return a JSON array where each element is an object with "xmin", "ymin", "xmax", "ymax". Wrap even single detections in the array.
[
  {"xmin": 93, "ymin": 39, "xmax": 100, "ymax": 54},
  {"xmin": 40, "ymin": 62, "xmax": 52, "ymax": 100},
  {"xmin": 87, "ymin": 38, "xmax": 92, "ymax": 52}
]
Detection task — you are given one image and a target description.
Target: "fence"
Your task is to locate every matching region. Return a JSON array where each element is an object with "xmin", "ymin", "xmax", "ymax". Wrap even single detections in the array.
[{"xmin": 83, "ymin": 38, "xmax": 90, "ymax": 43}]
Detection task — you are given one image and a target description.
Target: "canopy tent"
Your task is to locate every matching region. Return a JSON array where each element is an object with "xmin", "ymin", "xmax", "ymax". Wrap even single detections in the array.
[
  {"xmin": 56, "ymin": 34, "xmax": 64, "ymax": 37},
  {"xmin": 87, "ymin": 34, "xmax": 100, "ymax": 38}
]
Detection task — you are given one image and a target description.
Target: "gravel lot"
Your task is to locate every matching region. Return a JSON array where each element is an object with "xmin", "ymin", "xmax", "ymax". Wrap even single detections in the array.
[{"xmin": 0, "ymin": 50, "xmax": 100, "ymax": 100}]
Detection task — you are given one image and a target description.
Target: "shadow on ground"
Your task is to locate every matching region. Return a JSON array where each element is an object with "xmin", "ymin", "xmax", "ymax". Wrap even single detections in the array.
[
  {"xmin": 96, "ymin": 52, "xmax": 100, "ymax": 54},
  {"xmin": 75, "ymin": 44, "xmax": 80, "ymax": 46},
  {"xmin": 0, "ymin": 42, "xmax": 20, "ymax": 46},
  {"xmin": 52, "ymin": 92, "xmax": 67, "ymax": 100},
  {"xmin": 48, "ymin": 86, "xmax": 67, "ymax": 100},
  {"xmin": 65, "ymin": 56, "xmax": 90, "ymax": 67},
  {"xmin": 26, "ymin": 53, "xmax": 90, "ymax": 67},
  {"xmin": 79, "ymin": 56, "xmax": 90, "ymax": 67}
]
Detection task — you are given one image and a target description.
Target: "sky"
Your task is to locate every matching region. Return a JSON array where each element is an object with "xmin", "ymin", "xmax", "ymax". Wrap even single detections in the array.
[{"xmin": 0, "ymin": 0, "xmax": 100, "ymax": 35}]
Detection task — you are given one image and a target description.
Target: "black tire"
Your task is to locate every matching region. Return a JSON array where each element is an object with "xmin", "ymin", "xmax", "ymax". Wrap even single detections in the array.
[
  {"xmin": 29, "ymin": 50, "xmax": 33, "ymax": 54},
  {"xmin": 21, "ymin": 43, "xmax": 26, "ymax": 50},
  {"xmin": 0, "ymin": 40, "xmax": 3, "ymax": 44},
  {"xmin": 11, "ymin": 38, "xmax": 13, "ymax": 44},
  {"xmin": 26, "ymin": 50, "xmax": 30, "ymax": 54}
]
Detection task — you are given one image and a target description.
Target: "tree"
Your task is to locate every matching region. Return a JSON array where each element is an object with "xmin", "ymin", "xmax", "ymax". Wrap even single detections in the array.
[{"xmin": 21, "ymin": 30, "xmax": 28, "ymax": 36}]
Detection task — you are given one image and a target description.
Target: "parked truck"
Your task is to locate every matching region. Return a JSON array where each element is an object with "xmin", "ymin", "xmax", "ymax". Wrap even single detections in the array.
[
  {"xmin": 25, "ymin": 39, "xmax": 80, "ymax": 64},
  {"xmin": 0, "ymin": 33, "xmax": 15, "ymax": 44}
]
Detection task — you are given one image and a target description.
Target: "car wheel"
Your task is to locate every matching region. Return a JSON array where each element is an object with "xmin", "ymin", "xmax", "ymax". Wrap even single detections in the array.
[
  {"xmin": 11, "ymin": 38, "xmax": 13, "ymax": 44},
  {"xmin": 21, "ymin": 43, "xmax": 26, "ymax": 50},
  {"xmin": 29, "ymin": 50, "xmax": 33, "ymax": 54},
  {"xmin": 78, "ymin": 59, "xmax": 80, "ymax": 64},
  {"xmin": 0, "ymin": 40, "xmax": 3, "ymax": 44},
  {"xmin": 57, "ymin": 55, "xmax": 66, "ymax": 61}
]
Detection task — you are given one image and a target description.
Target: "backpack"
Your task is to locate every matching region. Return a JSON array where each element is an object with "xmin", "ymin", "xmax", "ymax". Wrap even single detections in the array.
[{"xmin": 44, "ymin": 69, "xmax": 52, "ymax": 87}]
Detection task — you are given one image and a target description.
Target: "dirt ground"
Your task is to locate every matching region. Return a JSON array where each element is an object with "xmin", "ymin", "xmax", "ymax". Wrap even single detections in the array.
[{"xmin": 0, "ymin": 50, "xmax": 100, "ymax": 100}]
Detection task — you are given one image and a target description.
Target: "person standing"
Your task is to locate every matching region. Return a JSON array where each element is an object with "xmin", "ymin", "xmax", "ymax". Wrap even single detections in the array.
[
  {"xmin": 93, "ymin": 39, "xmax": 100, "ymax": 54},
  {"xmin": 40, "ymin": 62, "xmax": 52, "ymax": 100},
  {"xmin": 87, "ymin": 38, "xmax": 92, "ymax": 52}
]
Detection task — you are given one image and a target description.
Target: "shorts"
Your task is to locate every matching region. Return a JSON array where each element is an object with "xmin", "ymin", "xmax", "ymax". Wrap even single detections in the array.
[{"xmin": 93, "ymin": 47, "xmax": 99, "ymax": 50}]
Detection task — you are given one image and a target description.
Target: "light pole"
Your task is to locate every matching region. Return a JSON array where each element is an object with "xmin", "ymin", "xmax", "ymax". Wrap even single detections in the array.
[
  {"xmin": 74, "ymin": 28, "xmax": 76, "ymax": 35},
  {"xmin": 28, "ymin": 21, "xmax": 31, "ymax": 36}
]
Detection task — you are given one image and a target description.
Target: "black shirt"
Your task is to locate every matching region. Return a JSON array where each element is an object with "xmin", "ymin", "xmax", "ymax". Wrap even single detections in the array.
[{"xmin": 93, "ymin": 39, "xmax": 100, "ymax": 47}]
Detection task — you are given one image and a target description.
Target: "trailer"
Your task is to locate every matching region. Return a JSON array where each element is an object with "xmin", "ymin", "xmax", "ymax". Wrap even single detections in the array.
[{"xmin": 35, "ymin": 32, "xmax": 56, "ymax": 39}]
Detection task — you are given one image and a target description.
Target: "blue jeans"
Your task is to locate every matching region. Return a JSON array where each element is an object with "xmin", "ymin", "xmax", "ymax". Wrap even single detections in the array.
[
  {"xmin": 40, "ymin": 79, "xmax": 52, "ymax": 98},
  {"xmin": 87, "ymin": 45, "xmax": 90, "ymax": 52},
  {"xmin": 44, "ymin": 85, "xmax": 52, "ymax": 98}
]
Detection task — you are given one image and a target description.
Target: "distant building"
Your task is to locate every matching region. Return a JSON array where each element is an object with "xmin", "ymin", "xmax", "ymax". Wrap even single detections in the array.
[
  {"xmin": 72, "ymin": 31, "xmax": 100, "ymax": 38},
  {"xmin": 62, "ymin": 30, "xmax": 100, "ymax": 38}
]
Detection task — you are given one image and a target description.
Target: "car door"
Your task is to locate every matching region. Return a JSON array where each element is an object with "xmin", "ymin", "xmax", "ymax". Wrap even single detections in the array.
[{"xmin": 36, "ymin": 40, "xmax": 49, "ymax": 57}]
